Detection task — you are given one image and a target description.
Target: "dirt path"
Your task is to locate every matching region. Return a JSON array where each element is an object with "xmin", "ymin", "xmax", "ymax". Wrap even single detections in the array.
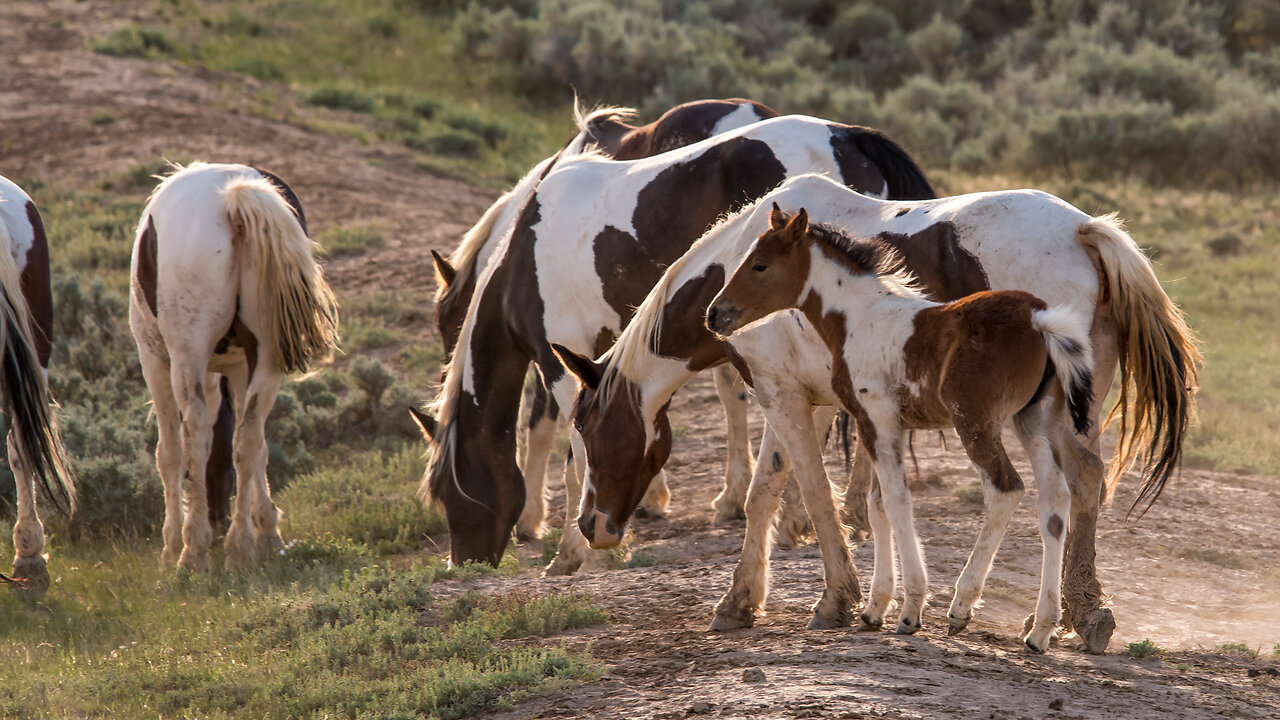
[{"xmin": 4, "ymin": 4, "xmax": 1278, "ymax": 718}]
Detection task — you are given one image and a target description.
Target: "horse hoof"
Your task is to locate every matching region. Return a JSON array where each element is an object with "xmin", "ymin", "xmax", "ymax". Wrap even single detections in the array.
[
  {"xmin": 543, "ymin": 554, "xmax": 583, "ymax": 577},
  {"xmin": 947, "ymin": 616, "xmax": 970, "ymax": 636},
  {"xmin": 10, "ymin": 556, "xmax": 50, "ymax": 598},
  {"xmin": 515, "ymin": 526, "xmax": 544, "ymax": 543},
  {"xmin": 1024, "ymin": 636, "xmax": 1050, "ymax": 654},
  {"xmin": 712, "ymin": 503, "xmax": 746, "ymax": 524},
  {"xmin": 1077, "ymin": 608, "xmax": 1115, "ymax": 655},
  {"xmin": 895, "ymin": 617, "xmax": 922, "ymax": 635},
  {"xmin": 808, "ymin": 611, "xmax": 851, "ymax": 630},
  {"xmin": 859, "ymin": 612, "xmax": 883, "ymax": 630},
  {"xmin": 709, "ymin": 612, "xmax": 754, "ymax": 632}
]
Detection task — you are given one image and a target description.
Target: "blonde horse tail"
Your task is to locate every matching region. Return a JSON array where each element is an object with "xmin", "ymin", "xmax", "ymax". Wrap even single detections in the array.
[
  {"xmin": 221, "ymin": 175, "xmax": 339, "ymax": 375},
  {"xmin": 1077, "ymin": 214, "xmax": 1201, "ymax": 514},
  {"xmin": 0, "ymin": 234, "xmax": 75, "ymax": 516}
]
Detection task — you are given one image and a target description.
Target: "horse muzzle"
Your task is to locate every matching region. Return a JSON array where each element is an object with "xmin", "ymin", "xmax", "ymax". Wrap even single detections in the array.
[
  {"xmin": 705, "ymin": 301, "xmax": 740, "ymax": 336},
  {"xmin": 578, "ymin": 507, "xmax": 625, "ymax": 549}
]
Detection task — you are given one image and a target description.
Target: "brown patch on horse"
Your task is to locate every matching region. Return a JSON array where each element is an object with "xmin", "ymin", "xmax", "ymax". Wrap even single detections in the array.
[
  {"xmin": 19, "ymin": 201, "xmax": 53, "ymax": 367},
  {"xmin": 1047, "ymin": 513, "xmax": 1065, "ymax": 540},
  {"xmin": 655, "ymin": 264, "xmax": 728, "ymax": 371},
  {"xmin": 136, "ymin": 214, "xmax": 160, "ymax": 318},
  {"xmin": 606, "ymin": 99, "xmax": 779, "ymax": 159},
  {"xmin": 723, "ymin": 342, "xmax": 754, "ymax": 387},
  {"xmin": 205, "ymin": 377, "xmax": 236, "ymax": 531},
  {"xmin": 250, "ymin": 166, "xmax": 308, "ymax": 235},
  {"xmin": 878, "ymin": 222, "xmax": 989, "ymax": 302},
  {"xmin": 798, "ymin": 291, "xmax": 878, "ymax": 460}
]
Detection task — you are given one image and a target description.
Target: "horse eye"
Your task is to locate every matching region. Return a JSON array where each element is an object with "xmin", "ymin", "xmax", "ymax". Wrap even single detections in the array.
[
  {"xmin": 573, "ymin": 420, "xmax": 584, "ymax": 432},
  {"xmin": 752, "ymin": 263, "xmax": 768, "ymax": 272}
]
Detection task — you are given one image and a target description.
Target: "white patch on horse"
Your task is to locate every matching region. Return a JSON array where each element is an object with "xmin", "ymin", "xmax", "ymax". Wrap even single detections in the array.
[
  {"xmin": 0, "ymin": 177, "xmax": 36, "ymax": 270},
  {"xmin": 711, "ymin": 103, "xmax": 767, "ymax": 135}
]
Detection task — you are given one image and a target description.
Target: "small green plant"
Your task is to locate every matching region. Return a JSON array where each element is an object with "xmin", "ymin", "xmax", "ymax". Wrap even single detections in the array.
[
  {"xmin": 953, "ymin": 483, "xmax": 984, "ymax": 505},
  {"xmin": 1219, "ymin": 642, "xmax": 1260, "ymax": 658},
  {"xmin": 304, "ymin": 85, "xmax": 377, "ymax": 113},
  {"xmin": 1126, "ymin": 639, "xmax": 1161, "ymax": 658},
  {"xmin": 317, "ymin": 222, "xmax": 385, "ymax": 258},
  {"xmin": 93, "ymin": 26, "xmax": 176, "ymax": 58},
  {"xmin": 539, "ymin": 526, "xmax": 563, "ymax": 566},
  {"xmin": 89, "ymin": 113, "xmax": 116, "ymax": 126},
  {"xmin": 1176, "ymin": 663, "xmax": 1190, "ymax": 672}
]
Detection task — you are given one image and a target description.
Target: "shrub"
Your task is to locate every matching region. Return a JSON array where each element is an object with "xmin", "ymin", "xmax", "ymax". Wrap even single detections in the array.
[
  {"xmin": 1126, "ymin": 638, "xmax": 1161, "ymax": 658},
  {"xmin": 94, "ymin": 26, "xmax": 176, "ymax": 58},
  {"xmin": 304, "ymin": 86, "xmax": 377, "ymax": 113}
]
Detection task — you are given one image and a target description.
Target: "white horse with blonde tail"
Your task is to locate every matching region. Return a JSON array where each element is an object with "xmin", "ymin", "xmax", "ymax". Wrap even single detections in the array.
[
  {"xmin": 0, "ymin": 175, "xmax": 76, "ymax": 595},
  {"xmin": 129, "ymin": 162, "xmax": 338, "ymax": 572}
]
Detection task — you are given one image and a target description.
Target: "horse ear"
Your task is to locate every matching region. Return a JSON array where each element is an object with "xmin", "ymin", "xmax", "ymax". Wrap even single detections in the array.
[
  {"xmin": 552, "ymin": 343, "xmax": 604, "ymax": 390},
  {"xmin": 784, "ymin": 207, "xmax": 809, "ymax": 240},
  {"xmin": 409, "ymin": 406, "xmax": 437, "ymax": 439},
  {"xmin": 431, "ymin": 250, "xmax": 456, "ymax": 289},
  {"xmin": 769, "ymin": 202, "xmax": 787, "ymax": 230}
]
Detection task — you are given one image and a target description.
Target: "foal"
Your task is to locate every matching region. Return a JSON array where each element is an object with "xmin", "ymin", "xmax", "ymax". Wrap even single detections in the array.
[
  {"xmin": 707, "ymin": 206, "xmax": 1096, "ymax": 652},
  {"xmin": 130, "ymin": 163, "xmax": 338, "ymax": 572}
]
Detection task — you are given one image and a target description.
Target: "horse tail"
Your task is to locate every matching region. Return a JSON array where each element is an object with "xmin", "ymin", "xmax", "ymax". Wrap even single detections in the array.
[
  {"xmin": 220, "ymin": 175, "xmax": 339, "ymax": 375},
  {"xmin": 1032, "ymin": 306, "xmax": 1095, "ymax": 437},
  {"xmin": 1077, "ymin": 214, "xmax": 1201, "ymax": 514},
  {"xmin": 851, "ymin": 128, "xmax": 936, "ymax": 200},
  {"xmin": 0, "ymin": 224, "xmax": 75, "ymax": 516}
]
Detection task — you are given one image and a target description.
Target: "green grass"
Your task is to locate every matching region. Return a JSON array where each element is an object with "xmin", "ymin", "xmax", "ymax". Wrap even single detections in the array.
[
  {"xmin": 1219, "ymin": 642, "xmax": 1261, "ymax": 659},
  {"xmin": 317, "ymin": 221, "xmax": 385, "ymax": 258},
  {"xmin": 1126, "ymin": 638, "xmax": 1162, "ymax": 658}
]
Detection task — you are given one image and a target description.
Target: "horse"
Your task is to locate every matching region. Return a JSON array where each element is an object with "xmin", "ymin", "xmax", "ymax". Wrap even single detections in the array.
[
  {"xmin": 0, "ymin": 175, "xmax": 76, "ymax": 596},
  {"xmin": 554, "ymin": 173, "xmax": 1199, "ymax": 652},
  {"xmin": 430, "ymin": 99, "xmax": 779, "ymax": 541},
  {"xmin": 129, "ymin": 162, "xmax": 338, "ymax": 572},
  {"xmin": 706, "ymin": 207, "xmax": 1098, "ymax": 652},
  {"xmin": 413, "ymin": 116, "xmax": 934, "ymax": 573}
]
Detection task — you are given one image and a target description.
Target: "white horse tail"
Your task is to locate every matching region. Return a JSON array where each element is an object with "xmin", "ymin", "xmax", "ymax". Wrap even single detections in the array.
[
  {"xmin": 1031, "ymin": 305, "xmax": 1095, "ymax": 437},
  {"xmin": 1077, "ymin": 213, "xmax": 1201, "ymax": 514},
  {"xmin": 220, "ymin": 175, "xmax": 339, "ymax": 375},
  {"xmin": 0, "ymin": 233, "xmax": 75, "ymax": 516}
]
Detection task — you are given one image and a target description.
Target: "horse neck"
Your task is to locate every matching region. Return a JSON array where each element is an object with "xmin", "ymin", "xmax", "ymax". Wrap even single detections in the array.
[
  {"xmin": 603, "ymin": 351, "xmax": 698, "ymax": 431},
  {"xmin": 798, "ymin": 245, "xmax": 932, "ymax": 348}
]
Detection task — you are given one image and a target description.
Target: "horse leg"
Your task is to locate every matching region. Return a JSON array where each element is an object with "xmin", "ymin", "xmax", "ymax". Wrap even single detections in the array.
[
  {"xmin": 7, "ymin": 430, "xmax": 48, "ymax": 595},
  {"xmin": 711, "ymin": 364, "xmax": 754, "ymax": 523},
  {"xmin": 860, "ymin": 473, "xmax": 896, "ymax": 629},
  {"xmin": 137, "ymin": 349, "xmax": 185, "ymax": 569},
  {"xmin": 205, "ymin": 376, "xmax": 236, "ymax": 535},
  {"xmin": 870, "ymin": 431, "xmax": 928, "ymax": 635},
  {"xmin": 1011, "ymin": 405, "xmax": 1073, "ymax": 654},
  {"xmin": 841, "ymin": 441, "xmax": 874, "ymax": 541},
  {"xmin": 241, "ymin": 368, "xmax": 285, "ymax": 568},
  {"xmin": 545, "ymin": 428, "xmax": 612, "ymax": 575},
  {"xmin": 635, "ymin": 469, "xmax": 671, "ymax": 519},
  {"xmin": 946, "ymin": 429, "xmax": 1026, "ymax": 637},
  {"xmin": 710, "ymin": 424, "xmax": 791, "ymax": 630},
  {"xmin": 760, "ymin": 394, "xmax": 861, "ymax": 629},
  {"xmin": 1063, "ymin": 329, "xmax": 1119, "ymax": 653},
  {"xmin": 775, "ymin": 404, "xmax": 837, "ymax": 548},
  {"xmin": 171, "ymin": 363, "xmax": 215, "ymax": 572},
  {"xmin": 516, "ymin": 379, "xmax": 557, "ymax": 541}
]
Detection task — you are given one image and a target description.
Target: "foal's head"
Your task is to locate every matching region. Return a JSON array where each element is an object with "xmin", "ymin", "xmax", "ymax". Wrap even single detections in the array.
[
  {"xmin": 706, "ymin": 204, "xmax": 813, "ymax": 336},
  {"xmin": 552, "ymin": 345, "xmax": 673, "ymax": 550}
]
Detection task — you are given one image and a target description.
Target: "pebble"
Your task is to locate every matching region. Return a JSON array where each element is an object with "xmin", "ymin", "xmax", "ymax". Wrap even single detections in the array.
[
  {"xmin": 688, "ymin": 701, "xmax": 712, "ymax": 715},
  {"xmin": 742, "ymin": 668, "xmax": 767, "ymax": 683},
  {"xmin": 1049, "ymin": 698, "xmax": 1065, "ymax": 711}
]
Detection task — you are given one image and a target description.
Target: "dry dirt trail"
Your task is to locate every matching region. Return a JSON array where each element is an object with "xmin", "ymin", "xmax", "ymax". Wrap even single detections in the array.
[{"xmin": 3, "ymin": 3, "xmax": 1278, "ymax": 719}]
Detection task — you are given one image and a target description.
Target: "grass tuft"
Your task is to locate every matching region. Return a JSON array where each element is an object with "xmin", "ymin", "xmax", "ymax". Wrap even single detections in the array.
[{"xmin": 1126, "ymin": 639, "xmax": 1162, "ymax": 658}]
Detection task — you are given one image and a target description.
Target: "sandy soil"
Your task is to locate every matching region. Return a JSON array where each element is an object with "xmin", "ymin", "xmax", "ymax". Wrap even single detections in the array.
[{"xmin": 4, "ymin": 4, "xmax": 1278, "ymax": 718}]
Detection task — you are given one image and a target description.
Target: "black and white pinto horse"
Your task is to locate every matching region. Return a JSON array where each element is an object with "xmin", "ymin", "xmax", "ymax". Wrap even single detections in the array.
[
  {"xmin": 0, "ymin": 175, "xmax": 76, "ymax": 595},
  {"xmin": 413, "ymin": 116, "xmax": 934, "ymax": 573},
  {"xmin": 556, "ymin": 174, "xmax": 1199, "ymax": 652},
  {"xmin": 129, "ymin": 163, "xmax": 338, "ymax": 572},
  {"xmin": 430, "ymin": 99, "xmax": 780, "ymax": 542}
]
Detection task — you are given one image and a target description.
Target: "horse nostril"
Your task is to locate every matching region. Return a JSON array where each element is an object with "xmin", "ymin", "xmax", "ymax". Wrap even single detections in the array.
[
  {"xmin": 706, "ymin": 307, "xmax": 719, "ymax": 329},
  {"xmin": 577, "ymin": 513, "xmax": 594, "ymax": 542}
]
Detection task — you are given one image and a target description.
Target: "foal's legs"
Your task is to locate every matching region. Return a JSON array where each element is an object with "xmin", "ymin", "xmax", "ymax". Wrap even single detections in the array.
[
  {"xmin": 710, "ymin": 423, "xmax": 792, "ymax": 630},
  {"xmin": 945, "ymin": 433, "xmax": 1026, "ymax": 636},
  {"xmin": 860, "ymin": 471, "xmax": 897, "ymax": 628},
  {"xmin": 8, "ymin": 430, "xmax": 48, "ymax": 593},
  {"xmin": 516, "ymin": 379, "xmax": 557, "ymax": 540},
  {"xmin": 775, "ymin": 404, "xmax": 838, "ymax": 548},
  {"xmin": 867, "ymin": 429, "xmax": 929, "ymax": 634},
  {"xmin": 712, "ymin": 364, "xmax": 755, "ymax": 523},
  {"xmin": 841, "ymin": 443, "xmax": 874, "ymax": 539}
]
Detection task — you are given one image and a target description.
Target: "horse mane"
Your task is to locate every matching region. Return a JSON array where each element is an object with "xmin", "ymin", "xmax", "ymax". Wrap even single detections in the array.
[
  {"xmin": 567, "ymin": 98, "xmax": 638, "ymax": 155},
  {"xmin": 800, "ymin": 218, "xmax": 926, "ymax": 299},
  {"xmin": 600, "ymin": 202, "xmax": 760, "ymax": 408}
]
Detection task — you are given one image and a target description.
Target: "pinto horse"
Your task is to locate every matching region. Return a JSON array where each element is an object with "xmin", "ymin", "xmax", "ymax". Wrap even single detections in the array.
[
  {"xmin": 430, "ymin": 99, "xmax": 778, "ymax": 541},
  {"xmin": 414, "ymin": 116, "xmax": 934, "ymax": 573},
  {"xmin": 556, "ymin": 174, "xmax": 1199, "ymax": 652},
  {"xmin": 707, "ymin": 207, "xmax": 1097, "ymax": 652},
  {"xmin": 0, "ymin": 175, "xmax": 76, "ymax": 595},
  {"xmin": 129, "ymin": 163, "xmax": 338, "ymax": 572}
]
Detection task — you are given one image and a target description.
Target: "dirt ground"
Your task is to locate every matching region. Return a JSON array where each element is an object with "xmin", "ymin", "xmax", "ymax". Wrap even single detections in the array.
[{"xmin": 4, "ymin": 4, "xmax": 1278, "ymax": 718}]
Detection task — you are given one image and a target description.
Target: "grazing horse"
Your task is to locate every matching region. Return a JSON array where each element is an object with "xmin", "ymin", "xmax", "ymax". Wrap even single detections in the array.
[
  {"xmin": 556, "ymin": 174, "xmax": 1199, "ymax": 652},
  {"xmin": 706, "ymin": 207, "xmax": 1096, "ymax": 652},
  {"xmin": 431, "ymin": 99, "xmax": 779, "ymax": 541},
  {"xmin": 129, "ymin": 162, "xmax": 338, "ymax": 572},
  {"xmin": 414, "ymin": 116, "xmax": 934, "ymax": 573},
  {"xmin": 0, "ymin": 175, "xmax": 76, "ymax": 595}
]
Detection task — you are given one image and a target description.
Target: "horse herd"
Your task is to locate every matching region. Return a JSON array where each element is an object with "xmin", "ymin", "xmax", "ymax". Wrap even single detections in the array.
[{"xmin": 1, "ymin": 98, "xmax": 1199, "ymax": 656}]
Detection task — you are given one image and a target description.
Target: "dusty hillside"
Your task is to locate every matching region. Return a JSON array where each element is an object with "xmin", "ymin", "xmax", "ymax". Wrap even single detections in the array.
[{"xmin": 3, "ymin": 3, "xmax": 1278, "ymax": 719}]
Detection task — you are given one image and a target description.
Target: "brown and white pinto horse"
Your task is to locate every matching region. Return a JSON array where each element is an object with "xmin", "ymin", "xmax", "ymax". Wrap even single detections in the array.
[
  {"xmin": 0, "ymin": 175, "xmax": 76, "ymax": 595},
  {"xmin": 130, "ymin": 163, "xmax": 338, "ymax": 572},
  {"xmin": 431, "ymin": 99, "xmax": 779, "ymax": 540},
  {"xmin": 415, "ymin": 116, "xmax": 934, "ymax": 573},
  {"xmin": 556, "ymin": 174, "xmax": 1199, "ymax": 652},
  {"xmin": 707, "ymin": 208, "xmax": 1097, "ymax": 652}
]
